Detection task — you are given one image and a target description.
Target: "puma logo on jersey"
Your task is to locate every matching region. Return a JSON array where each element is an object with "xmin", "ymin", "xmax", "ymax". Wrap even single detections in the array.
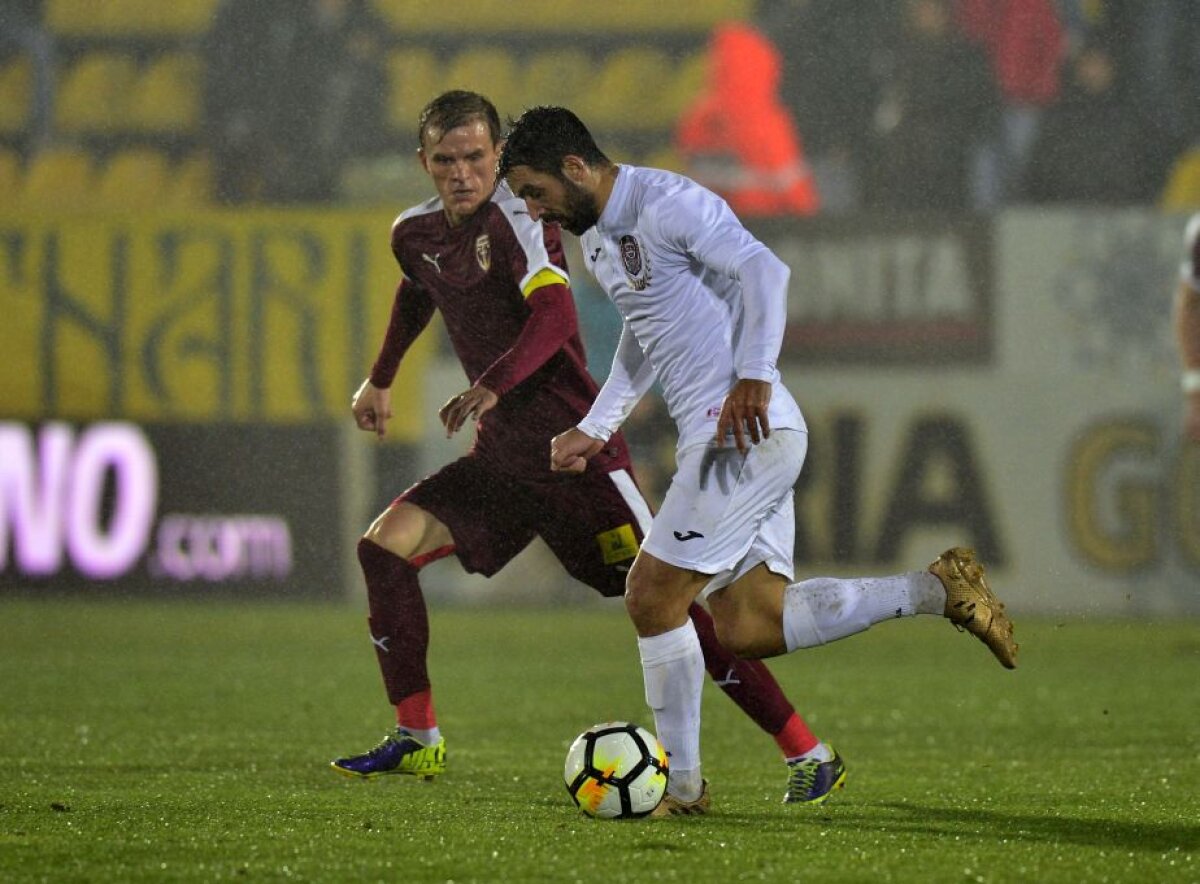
[
  {"xmin": 673, "ymin": 530, "xmax": 704, "ymax": 542},
  {"xmin": 422, "ymin": 252, "xmax": 442, "ymax": 273}
]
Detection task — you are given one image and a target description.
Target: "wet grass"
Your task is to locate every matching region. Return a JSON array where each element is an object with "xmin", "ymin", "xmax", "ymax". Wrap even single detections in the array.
[{"xmin": 1, "ymin": 598, "xmax": 1197, "ymax": 882}]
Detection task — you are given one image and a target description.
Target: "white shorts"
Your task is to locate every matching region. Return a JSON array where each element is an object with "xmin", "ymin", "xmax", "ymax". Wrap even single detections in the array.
[{"xmin": 640, "ymin": 428, "xmax": 807, "ymax": 599}]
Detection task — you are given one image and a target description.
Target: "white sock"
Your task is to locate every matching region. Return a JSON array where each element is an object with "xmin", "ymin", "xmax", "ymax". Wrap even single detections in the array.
[
  {"xmin": 787, "ymin": 741, "xmax": 834, "ymax": 764},
  {"xmin": 782, "ymin": 571, "xmax": 945, "ymax": 651},
  {"xmin": 637, "ymin": 621, "xmax": 704, "ymax": 801},
  {"xmin": 400, "ymin": 726, "xmax": 440, "ymax": 746}
]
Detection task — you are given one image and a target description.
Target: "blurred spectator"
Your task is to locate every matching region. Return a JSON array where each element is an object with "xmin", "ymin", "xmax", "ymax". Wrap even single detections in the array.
[
  {"xmin": 203, "ymin": 0, "xmax": 388, "ymax": 204},
  {"xmin": 674, "ymin": 21, "xmax": 819, "ymax": 217},
  {"xmin": 1023, "ymin": 42, "xmax": 1160, "ymax": 205},
  {"xmin": 754, "ymin": 0, "xmax": 897, "ymax": 214},
  {"xmin": 863, "ymin": 0, "xmax": 996, "ymax": 212},
  {"xmin": 955, "ymin": 0, "xmax": 1065, "ymax": 208},
  {"xmin": 0, "ymin": 0, "xmax": 55, "ymax": 149},
  {"xmin": 1057, "ymin": 0, "xmax": 1196, "ymax": 192}
]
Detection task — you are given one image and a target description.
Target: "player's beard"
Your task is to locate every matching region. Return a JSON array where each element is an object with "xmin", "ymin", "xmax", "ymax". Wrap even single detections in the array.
[{"xmin": 557, "ymin": 177, "xmax": 602, "ymax": 236}]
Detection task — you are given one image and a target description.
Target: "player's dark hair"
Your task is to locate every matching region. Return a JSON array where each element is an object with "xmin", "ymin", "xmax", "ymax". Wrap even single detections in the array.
[
  {"xmin": 417, "ymin": 90, "xmax": 503, "ymax": 149},
  {"xmin": 498, "ymin": 106, "xmax": 611, "ymax": 178}
]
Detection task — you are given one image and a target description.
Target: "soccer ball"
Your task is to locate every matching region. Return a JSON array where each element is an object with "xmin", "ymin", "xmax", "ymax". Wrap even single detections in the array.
[{"xmin": 563, "ymin": 721, "xmax": 668, "ymax": 819}]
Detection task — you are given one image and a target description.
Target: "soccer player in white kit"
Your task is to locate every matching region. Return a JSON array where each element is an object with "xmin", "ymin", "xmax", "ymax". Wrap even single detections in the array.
[{"xmin": 501, "ymin": 106, "xmax": 1018, "ymax": 815}]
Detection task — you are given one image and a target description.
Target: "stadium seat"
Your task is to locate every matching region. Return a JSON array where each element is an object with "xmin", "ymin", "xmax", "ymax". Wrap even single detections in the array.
[
  {"xmin": 1162, "ymin": 147, "xmax": 1200, "ymax": 211},
  {"xmin": 387, "ymin": 48, "xmax": 443, "ymax": 135},
  {"xmin": 369, "ymin": 0, "xmax": 750, "ymax": 33},
  {"xmin": 640, "ymin": 146, "xmax": 687, "ymax": 175},
  {"xmin": 46, "ymin": 0, "xmax": 219, "ymax": 37},
  {"xmin": 521, "ymin": 50, "xmax": 594, "ymax": 110},
  {"xmin": 0, "ymin": 149, "xmax": 21, "ymax": 206},
  {"xmin": 127, "ymin": 53, "xmax": 203, "ymax": 135},
  {"xmin": 582, "ymin": 48, "xmax": 675, "ymax": 130},
  {"xmin": 444, "ymin": 48, "xmax": 520, "ymax": 120},
  {"xmin": 21, "ymin": 146, "xmax": 95, "ymax": 211},
  {"xmin": 53, "ymin": 53, "xmax": 138, "ymax": 135},
  {"xmin": 95, "ymin": 148, "xmax": 170, "ymax": 209},
  {"xmin": 0, "ymin": 57, "xmax": 31, "ymax": 134},
  {"xmin": 164, "ymin": 152, "xmax": 213, "ymax": 207},
  {"xmin": 663, "ymin": 50, "xmax": 708, "ymax": 120}
]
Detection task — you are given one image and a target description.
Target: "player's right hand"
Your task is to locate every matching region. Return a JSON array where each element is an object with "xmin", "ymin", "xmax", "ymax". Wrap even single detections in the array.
[
  {"xmin": 351, "ymin": 377, "xmax": 392, "ymax": 438},
  {"xmin": 550, "ymin": 427, "xmax": 605, "ymax": 474}
]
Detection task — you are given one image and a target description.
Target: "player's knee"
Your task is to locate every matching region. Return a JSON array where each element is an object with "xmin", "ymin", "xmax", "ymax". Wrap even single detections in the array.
[
  {"xmin": 362, "ymin": 503, "xmax": 429, "ymax": 561},
  {"xmin": 709, "ymin": 592, "xmax": 775, "ymax": 658},
  {"xmin": 625, "ymin": 573, "xmax": 682, "ymax": 634}
]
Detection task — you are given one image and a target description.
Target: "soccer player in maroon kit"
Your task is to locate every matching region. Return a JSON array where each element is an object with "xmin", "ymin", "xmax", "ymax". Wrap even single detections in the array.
[{"xmin": 330, "ymin": 91, "xmax": 838, "ymax": 804}]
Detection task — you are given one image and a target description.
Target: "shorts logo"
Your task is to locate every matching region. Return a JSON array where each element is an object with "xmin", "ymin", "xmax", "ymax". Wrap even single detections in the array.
[
  {"xmin": 619, "ymin": 234, "xmax": 650, "ymax": 291},
  {"xmin": 475, "ymin": 234, "xmax": 491, "ymax": 271},
  {"xmin": 597, "ymin": 523, "xmax": 639, "ymax": 565}
]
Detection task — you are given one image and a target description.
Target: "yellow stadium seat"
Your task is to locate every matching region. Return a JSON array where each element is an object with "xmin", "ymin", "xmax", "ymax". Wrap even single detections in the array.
[
  {"xmin": 0, "ymin": 57, "xmax": 32, "ymax": 134},
  {"xmin": 641, "ymin": 146, "xmax": 687, "ymax": 174},
  {"xmin": 1162, "ymin": 147, "xmax": 1200, "ymax": 211},
  {"xmin": 387, "ymin": 48, "xmax": 443, "ymax": 135},
  {"xmin": 521, "ymin": 50, "xmax": 594, "ymax": 110},
  {"xmin": 95, "ymin": 148, "xmax": 170, "ymax": 209},
  {"xmin": 369, "ymin": 0, "xmax": 750, "ymax": 34},
  {"xmin": 164, "ymin": 152, "xmax": 214, "ymax": 207},
  {"xmin": 22, "ymin": 147, "xmax": 95, "ymax": 211},
  {"xmin": 444, "ymin": 48, "xmax": 519, "ymax": 120},
  {"xmin": 46, "ymin": 0, "xmax": 219, "ymax": 37},
  {"xmin": 582, "ymin": 48, "xmax": 675, "ymax": 130},
  {"xmin": 127, "ymin": 53, "xmax": 203, "ymax": 135},
  {"xmin": 54, "ymin": 53, "xmax": 138, "ymax": 135},
  {"xmin": 663, "ymin": 50, "xmax": 708, "ymax": 120},
  {"xmin": 0, "ymin": 149, "xmax": 21, "ymax": 206}
]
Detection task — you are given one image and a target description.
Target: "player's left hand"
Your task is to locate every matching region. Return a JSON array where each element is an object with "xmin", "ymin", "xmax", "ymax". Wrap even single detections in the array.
[
  {"xmin": 439, "ymin": 385, "xmax": 498, "ymax": 437},
  {"xmin": 715, "ymin": 379, "xmax": 772, "ymax": 455}
]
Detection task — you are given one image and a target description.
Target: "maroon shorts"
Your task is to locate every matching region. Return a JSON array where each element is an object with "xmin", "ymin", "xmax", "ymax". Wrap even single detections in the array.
[{"xmin": 396, "ymin": 457, "xmax": 648, "ymax": 598}]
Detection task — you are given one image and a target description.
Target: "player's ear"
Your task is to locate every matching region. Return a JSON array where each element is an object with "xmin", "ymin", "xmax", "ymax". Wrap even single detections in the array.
[
  {"xmin": 417, "ymin": 147, "xmax": 430, "ymax": 173},
  {"xmin": 561, "ymin": 155, "xmax": 588, "ymax": 185}
]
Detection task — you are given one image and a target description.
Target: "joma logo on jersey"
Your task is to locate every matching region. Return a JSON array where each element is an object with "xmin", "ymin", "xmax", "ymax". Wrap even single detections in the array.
[
  {"xmin": 619, "ymin": 234, "xmax": 650, "ymax": 291},
  {"xmin": 475, "ymin": 234, "xmax": 491, "ymax": 271}
]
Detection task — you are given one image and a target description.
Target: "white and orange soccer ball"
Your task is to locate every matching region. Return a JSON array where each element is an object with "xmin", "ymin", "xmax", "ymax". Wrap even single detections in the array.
[{"xmin": 563, "ymin": 721, "xmax": 668, "ymax": 819}]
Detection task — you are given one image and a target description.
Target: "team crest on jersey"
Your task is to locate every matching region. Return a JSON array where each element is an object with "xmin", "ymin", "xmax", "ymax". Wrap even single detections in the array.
[
  {"xmin": 619, "ymin": 234, "xmax": 650, "ymax": 291},
  {"xmin": 474, "ymin": 234, "xmax": 491, "ymax": 271}
]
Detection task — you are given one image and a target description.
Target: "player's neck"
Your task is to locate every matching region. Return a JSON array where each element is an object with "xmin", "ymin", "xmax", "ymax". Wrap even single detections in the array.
[{"xmin": 593, "ymin": 163, "xmax": 620, "ymax": 218}]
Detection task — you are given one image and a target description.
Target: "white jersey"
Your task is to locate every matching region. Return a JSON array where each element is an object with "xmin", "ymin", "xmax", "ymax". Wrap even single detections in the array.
[{"xmin": 576, "ymin": 165, "xmax": 804, "ymax": 449}]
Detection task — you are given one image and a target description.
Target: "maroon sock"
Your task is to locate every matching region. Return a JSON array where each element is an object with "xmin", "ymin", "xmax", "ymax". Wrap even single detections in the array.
[
  {"xmin": 688, "ymin": 602, "xmax": 807, "ymax": 744},
  {"xmin": 357, "ymin": 538, "xmax": 431, "ymax": 706}
]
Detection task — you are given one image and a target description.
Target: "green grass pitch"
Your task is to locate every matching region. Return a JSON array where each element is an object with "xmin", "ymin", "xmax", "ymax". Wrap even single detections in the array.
[{"xmin": 1, "ymin": 598, "xmax": 1197, "ymax": 883}]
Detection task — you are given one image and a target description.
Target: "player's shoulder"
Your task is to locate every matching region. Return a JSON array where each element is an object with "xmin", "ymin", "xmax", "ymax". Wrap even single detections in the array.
[
  {"xmin": 624, "ymin": 165, "xmax": 722, "ymax": 235},
  {"xmin": 391, "ymin": 195, "xmax": 443, "ymax": 244},
  {"xmin": 487, "ymin": 181, "xmax": 541, "ymax": 233},
  {"xmin": 624, "ymin": 165, "xmax": 699, "ymax": 207}
]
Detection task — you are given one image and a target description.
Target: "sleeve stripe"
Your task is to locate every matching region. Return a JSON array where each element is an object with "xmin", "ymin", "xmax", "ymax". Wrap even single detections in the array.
[{"xmin": 521, "ymin": 267, "xmax": 569, "ymax": 299}]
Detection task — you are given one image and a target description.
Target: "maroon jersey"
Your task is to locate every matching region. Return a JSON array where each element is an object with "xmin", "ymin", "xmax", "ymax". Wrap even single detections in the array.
[{"xmin": 370, "ymin": 185, "xmax": 630, "ymax": 479}]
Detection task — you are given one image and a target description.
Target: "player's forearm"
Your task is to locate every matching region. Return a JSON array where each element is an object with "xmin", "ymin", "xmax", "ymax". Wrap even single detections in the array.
[
  {"xmin": 369, "ymin": 279, "xmax": 433, "ymax": 388},
  {"xmin": 578, "ymin": 323, "xmax": 654, "ymax": 442},
  {"xmin": 474, "ymin": 284, "xmax": 576, "ymax": 396},
  {"xmin": 734, "ymin": 249, "xmax": 790, "ymax": 382}
]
